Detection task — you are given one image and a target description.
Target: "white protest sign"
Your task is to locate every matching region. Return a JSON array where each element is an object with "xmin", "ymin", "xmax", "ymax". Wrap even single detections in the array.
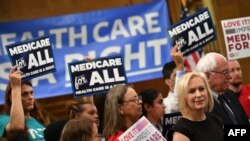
[
  {"xmin": 221, "ymin": 16, "xmax": 250, "ymax": 60},
  {"xmin": 118, "ymin": 116, "xmax": 166, "ymax": 141}
]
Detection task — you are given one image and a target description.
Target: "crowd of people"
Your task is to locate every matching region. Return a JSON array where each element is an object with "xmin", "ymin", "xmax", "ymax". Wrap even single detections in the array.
[{"xmin": 0, "ymin": 44, "xmax": 250, "ymax": 141}]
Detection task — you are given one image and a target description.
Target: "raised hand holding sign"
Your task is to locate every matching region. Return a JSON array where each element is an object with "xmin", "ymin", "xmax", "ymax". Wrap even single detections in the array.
[{"xmin": 5, "ymin": 36, "xmax": 56, "ymax": 80}]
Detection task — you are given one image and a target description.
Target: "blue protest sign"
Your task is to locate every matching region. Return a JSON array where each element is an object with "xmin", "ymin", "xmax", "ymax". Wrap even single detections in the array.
[
  {"xmin": 0, "ymin": 0, "xmax": 171, "ymax": 103},
  {"xmin": 5, "ymin": 36, "xmax": 56, "ymax": 80},
  {"xmin": 167, "ymin": 8, "xmax": 216, "ymax": 56},
  {"xmin": 68, "ymin": 56, "xmax": 127, "ymax": 97}
]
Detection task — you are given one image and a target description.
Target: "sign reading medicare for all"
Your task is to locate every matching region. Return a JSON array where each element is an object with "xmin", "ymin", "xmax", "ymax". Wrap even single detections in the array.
[
  {"xmin": 5, "ymin": 36, "xmax": 56, "ymax": 80},
  {"xmin": 68, "ymin": 56, "xmax": 127, "ymax": 97},
  {"xmin": 167, "ymin": 8, "xmax": 216, "ymax": 56},
  {"xmin": 0, "ymin": 0, "xmax": 172, "ymax": 103}
]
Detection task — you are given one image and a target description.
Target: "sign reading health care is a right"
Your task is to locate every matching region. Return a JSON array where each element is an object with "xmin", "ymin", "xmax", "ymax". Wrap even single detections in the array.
[{"xmin": 0, "ymin": 0, "xmax": 171, "ymax": 102}]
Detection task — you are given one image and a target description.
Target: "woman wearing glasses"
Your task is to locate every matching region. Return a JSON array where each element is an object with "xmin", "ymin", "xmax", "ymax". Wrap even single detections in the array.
[{"xmin": 103, "ymin": 85, "xmax": 142, "ymax": 141}]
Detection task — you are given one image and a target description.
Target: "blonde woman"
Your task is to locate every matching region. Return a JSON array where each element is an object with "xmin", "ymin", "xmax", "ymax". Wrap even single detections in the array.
[{"xmin": 167, "ymin": 72, "xmax": 223, "ymax": 141}]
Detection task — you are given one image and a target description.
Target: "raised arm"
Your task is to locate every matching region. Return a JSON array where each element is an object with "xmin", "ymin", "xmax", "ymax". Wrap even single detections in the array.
[
  {"xmin": 164, "ymin": 44, "xmax": 185, "ymax": 113},
  {"xmin": 171, "ymin": 44, "xmax": 184, "ymax": 71},
  {"xmin": 5, "ymin": 66, "xmax": 25, "ymax": 138},
  {"xmin": 171, "ymin": 44, "xmax": 185, "ymax": 92}
]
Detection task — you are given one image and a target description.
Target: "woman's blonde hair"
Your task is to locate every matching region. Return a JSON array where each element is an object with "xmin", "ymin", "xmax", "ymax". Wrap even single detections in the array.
[{"xmin": 177, "ymin": 72, "xmax": 214, "ymax": 116}]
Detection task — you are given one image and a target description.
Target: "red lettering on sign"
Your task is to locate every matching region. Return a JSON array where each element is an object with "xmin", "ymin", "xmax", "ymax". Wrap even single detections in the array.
[
  {"xmin": 123, "ymin": 131, "xmax": 134, "ymax": 141},
  {"xmin": 242, "ymin": 18, "xmax": 250, "ymax": 25},
  {"xmin": 229, "ymin": 42, "xmax": 249, "ymax": 52},
  {"xmin": 224, "ymin": 20, "xmax": 241, "ymax": 28},
  {"xmin": 227, "ymin": 34, "xmax": 250, "ymax": 43}
]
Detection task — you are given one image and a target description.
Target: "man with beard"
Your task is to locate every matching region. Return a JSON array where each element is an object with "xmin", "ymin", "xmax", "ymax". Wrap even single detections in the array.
[{"xmin": 228, "ymin": 60, "xmax": 250, "ymax": 119}]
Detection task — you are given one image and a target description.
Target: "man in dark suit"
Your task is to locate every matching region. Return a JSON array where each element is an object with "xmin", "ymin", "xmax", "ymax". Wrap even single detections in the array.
[{"xmin": 196, "ymin": 52, "xmax": 249, "ymax": 125}]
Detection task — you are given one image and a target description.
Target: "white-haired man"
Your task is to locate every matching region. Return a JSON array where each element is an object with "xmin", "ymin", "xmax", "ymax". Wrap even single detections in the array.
[{"xmin": 196, "ymin": 52, "xmax": 249, "ymax": 125}]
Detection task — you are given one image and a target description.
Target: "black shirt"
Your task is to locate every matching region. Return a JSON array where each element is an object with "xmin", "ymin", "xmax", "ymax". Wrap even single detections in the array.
[{"xmin": 167, "ymin": 113, "xmax": 224, "ymax": 141}]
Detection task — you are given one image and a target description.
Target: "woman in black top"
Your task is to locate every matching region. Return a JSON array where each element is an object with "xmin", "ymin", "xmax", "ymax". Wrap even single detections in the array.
[{"xmin": 167, "ymin": 72, "xmax": 223, "ymax": 141}]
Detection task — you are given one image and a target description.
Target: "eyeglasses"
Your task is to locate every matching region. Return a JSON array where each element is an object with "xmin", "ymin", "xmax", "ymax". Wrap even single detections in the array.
[
  {"xmin": 211, "ymin": 69, "xmax": 230, "ymax": 76},
  {"xmin": 122, "ymin": 96, "xmax": 142, "ymax": 104}
]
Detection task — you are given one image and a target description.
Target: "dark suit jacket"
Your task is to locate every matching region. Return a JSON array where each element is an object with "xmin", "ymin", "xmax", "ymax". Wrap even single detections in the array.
[{"xmin": 212, "ymin": 89, "xmax": 249, "ymax": 125}]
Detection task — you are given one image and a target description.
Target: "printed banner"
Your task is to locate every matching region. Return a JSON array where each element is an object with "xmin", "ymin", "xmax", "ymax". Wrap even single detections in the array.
[
  {"xmin": 221, "ymin": 16, "xmax": 250, "ymax": 60},
  {"xmin": 68, "ymin": 56, "xmax": 127, "ymax": 97},
  {"xmin": 0, "ymin": 0, "xmax": 172, "ymax": 103},
  {"xmin": 167, "ymin": 8, "xmax": 215, "ymax": 56},
  {"xmin": 162, "ymin": 112, "xmax": 182, "ymax": 137},
  {"xmin": 5, "ymin": 36, "xmax": 55, "ymax": 80},
  {"xmin": 118, "ymin": 116, "xmax": 166, "ymax": 141}
]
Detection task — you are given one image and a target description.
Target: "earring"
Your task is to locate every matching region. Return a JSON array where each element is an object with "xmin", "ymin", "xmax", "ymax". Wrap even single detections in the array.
[{"xmin": 120, "ymin": 111, "xmax": 124, "ymax": 115}]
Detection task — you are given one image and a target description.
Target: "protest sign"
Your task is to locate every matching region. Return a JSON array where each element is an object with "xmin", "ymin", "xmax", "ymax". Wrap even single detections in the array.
[
  {"xmin": 221, "ymin": 16, "xmax": 250, "ymax": 60},
  {"xmin": 167, "ymin": 8, "xmax": 215, "ymax": 56},
  {"xmin": 162, "ymin": 112, "xmax": 182, "ymax": 137},
  {"xmin": 68, "ymin": 56, "xmax": 126, "ymax": 97},
  {"xmin": 0, "ymin": 0, "xmax": 171, "ymax": 103},
  {"xmin": 118, "ymin": 116, "xmax": 166, "ymax": 141},
  {"xmin": 5, "ymin": 36, "xmax": 55, "ymax": 80}
]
